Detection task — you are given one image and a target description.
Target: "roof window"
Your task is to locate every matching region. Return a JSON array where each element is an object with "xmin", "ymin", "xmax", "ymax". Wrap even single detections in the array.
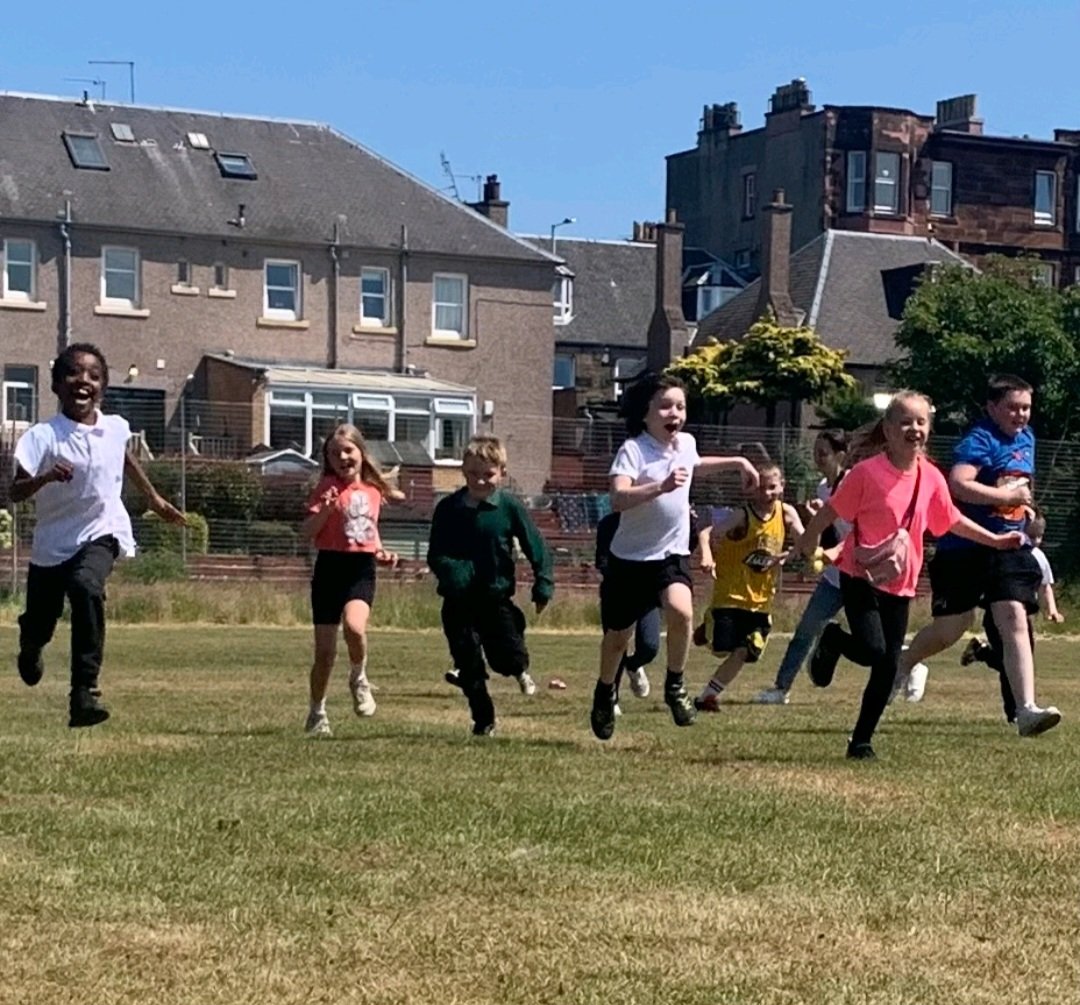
[
  {"xmin": 110, "ymin": 123, "xmax": 135, "ymax": 142},
  {"xmin": 187, "ymin": 132, "xmax": 210, "ymax": 149},
  {"xmin": 63, "ymin": 132, "xmax": 109, "ymax": 170},
  {"xmin": 215, "ymin": 152, "xmax": 257, "ymax": 180}
]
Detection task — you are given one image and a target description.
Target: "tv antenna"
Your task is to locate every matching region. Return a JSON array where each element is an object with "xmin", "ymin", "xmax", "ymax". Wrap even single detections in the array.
[
  {"xmin": 65, "ymin": 77, "xmax": 106, "ymax": 100},
  {"xmin": 439, "ymin": 152, "xmax": 483, "ymax": 201},
  {"xmin": 89, "ymin": 60, "xmax": 136, "ymax": 103}
]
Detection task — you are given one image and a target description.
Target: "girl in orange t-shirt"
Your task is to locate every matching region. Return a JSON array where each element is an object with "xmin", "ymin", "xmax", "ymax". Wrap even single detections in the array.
[{"xmin": 300, "ymin": 424, "xmax": 401, "ymax": 737}]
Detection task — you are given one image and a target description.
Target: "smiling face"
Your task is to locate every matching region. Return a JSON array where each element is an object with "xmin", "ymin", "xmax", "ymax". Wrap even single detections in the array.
[
  {"xmin": 325, "ymin": 433, "xmax": 365, "ymax": 481},
  {"xmin": 463, "ymin": 455, "xmax": 504, "ymax": 501},
  {"xmin": 987, "ymin": 389, "xmax": 1032, "ymax": 438},
  {"xmin": 54, "ymin": 350, "xmax": 106, "ymax": 424},
  {"xmin": 813, "ymin": 436, "xmax": 845, "ymax": 481},
  {"xmin": 753, "ymin": 467, "xmax": 785, "ymax": 510},
  {"xmin": 643, "ymin": 386, "xmax": 687, "ymax": 444},
  {"xmin": 883, "ymin": 395, "xmax": 931, "ymax": 458}
]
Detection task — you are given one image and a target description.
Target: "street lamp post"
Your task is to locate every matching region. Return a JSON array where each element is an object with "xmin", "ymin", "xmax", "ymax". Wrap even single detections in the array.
[{"xmin": 550, "ymin": 217, "xmax": 576, "ymax": 257}]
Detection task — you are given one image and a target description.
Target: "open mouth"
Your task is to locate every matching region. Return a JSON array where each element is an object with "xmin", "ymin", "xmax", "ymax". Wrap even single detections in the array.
[{"xmin": 664, "ymin": 421, "xmax": 681, "ymax": 433}]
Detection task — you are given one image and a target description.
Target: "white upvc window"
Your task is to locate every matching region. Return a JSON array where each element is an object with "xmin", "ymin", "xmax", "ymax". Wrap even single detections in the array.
[
  {"xmin": 3, "ymin": 239, "xmax": 36, "ymax": 301},
  {"xmin": 742, "ymin": 171, "xmax": 757, "ymax": 219},
  {"xmin": 101, "ymin": 246, "xmax": 140, "ymax": 308},
  {"xmin": 873, "ymin": 152, "xmax": 901, "ymax": 214},
  {"xmin": 1035, "ymin": 171, "xmax": 1056, "ymax": 226},
  {"xmin": 433, "ymin": 397, "xmax": 475, "ymax": 461},
  {"xmin": 264, "ymin": 260, "xmax": 301, "ymax": 320},
  {"xmin": 553, "ymin": 353, "xmax": 575, "ymax": 390},
  {"xmin": 930, "ymin": 161, "xmax": 953, "ymax": 217},
  {"xmin": 2, "ymin": 365, "xmax": 37, "ymax": 425},
  {"xmin": 360, "ymin": 267, "xmax": 391, "ymax": 327},
  {"xmin": 846, "ymin": 151, "xmax": 867, "ymax": 212},
  {"xmin": 432, "ymin": 273, "xmax": 467, "ymax": 338},
  {"xmin": 613, "ymin": 356, "xmax": 645, "ymax": 400},
  {"xmin": 553, "ymin": 269, "xmax": 573, "ymax": 325}
]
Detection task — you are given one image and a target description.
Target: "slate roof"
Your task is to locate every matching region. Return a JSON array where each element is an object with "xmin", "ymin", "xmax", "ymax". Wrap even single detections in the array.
[
  {"xmin": 0, "ymin": 92, "xmax": 554, "ymax": 264},
  {"xmin": 693, "ymin": 231, "xmax": 971, "ymax": 366}
]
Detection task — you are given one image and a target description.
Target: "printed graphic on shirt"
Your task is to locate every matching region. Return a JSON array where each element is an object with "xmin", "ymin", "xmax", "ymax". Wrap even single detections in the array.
[
  {"xmin": 743, "ymin": 549, "xmax": 778, "ymax": 573},
  {"xmin": 343, "ymin": 490, "xmax": 378, "ymax": 546},
  {"xmin": 994, "ymin": 471, "xmax": 1030, "ymax": 522}
]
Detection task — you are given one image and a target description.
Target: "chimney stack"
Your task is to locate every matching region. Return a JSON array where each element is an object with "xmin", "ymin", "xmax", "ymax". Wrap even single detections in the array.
[
  {"xmin": 754, "ymin": 189, "xmax": 799, "ymax": 327},
  {"xmin": 631, "ymin": 220, "xmax": 659, "ymax": 244},
  {"xmin": 468, "ymin": 174, "xmax": 509, "ymax": 228},
  {"xmin": 646, "ymin": 209, "xmax": 690, "ymax": 371},
  {"xmin": 935, "ymin": 95, "xmax": 983, "ymax": 135}
]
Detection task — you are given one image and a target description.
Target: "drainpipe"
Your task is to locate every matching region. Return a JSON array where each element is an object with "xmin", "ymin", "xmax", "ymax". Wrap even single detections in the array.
[
  {"xmin": 397, "ymin": 224, "xmax": 408, "ymax": 373},
  {"xmin": 58, "ymin": 198, "xmax": 73, "ymax": 351},
  {"xmin": 328, "ymin": 219, "xmax": 341, "ymax": 369}
]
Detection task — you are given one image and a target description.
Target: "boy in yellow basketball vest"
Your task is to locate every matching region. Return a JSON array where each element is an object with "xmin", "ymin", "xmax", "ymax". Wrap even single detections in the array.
[{"xmin": 694, "ymin": 462, "xmax": 804, "ymax": 710}]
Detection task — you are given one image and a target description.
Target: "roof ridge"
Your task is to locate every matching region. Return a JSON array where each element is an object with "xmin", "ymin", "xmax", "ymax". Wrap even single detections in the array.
[{"xmin": 808, "ymin": 231, "xmax": 835, "ymax": 328}]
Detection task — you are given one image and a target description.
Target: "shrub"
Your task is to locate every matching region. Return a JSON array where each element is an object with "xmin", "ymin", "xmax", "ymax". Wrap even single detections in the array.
[
  {"xmin": 114, "ymin": 552, "xmax": 188, "ymax": 584},
  {"xmin": 247, "ymin": 521, "xmax": 300, "ymax": 556},
  {"xmin": 135, "ymin": 511, "xmax": 210, "ymax": 555},
  {"xmin": 130, "ymin": 460, "xmax": 264, "ymax": 521}
]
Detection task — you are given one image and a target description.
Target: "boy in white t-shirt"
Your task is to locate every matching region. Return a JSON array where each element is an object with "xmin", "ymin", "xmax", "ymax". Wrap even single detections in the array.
[
  {"xmin": 591, "ymin": 373, "xmax": 758, "ymax": 741},
  {"xmin": 12, "ymin": 344, "xmax": 185, "ymax": 728}
]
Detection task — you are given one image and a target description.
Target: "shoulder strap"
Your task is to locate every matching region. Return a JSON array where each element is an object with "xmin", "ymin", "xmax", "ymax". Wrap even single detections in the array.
[{"xmin": 900, "ymin": 459, "xmax": 922, "ymax": 531}]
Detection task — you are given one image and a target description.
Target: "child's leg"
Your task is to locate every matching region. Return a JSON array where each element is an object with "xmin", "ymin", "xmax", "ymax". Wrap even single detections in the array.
[
  {"xmin": 310, "ymin": 624, "xmax": 338, "ymax": 709},
  {"xmin": 17, "ymin": 562, "xmax": 67, "ymax": 685},
  {"xmin": 697, "ymin": 650, "xmax": 748, "ymax": 708},
  {"xmin": 599, "ymin": 627, "xmax": 634, "ymax": 685},
  {"xmin": 775, "ymin": 580, "xmax": 843, "ymax": 692},
  {"xmin": 342, "ymin": 599, "xmax": 376, "ymax": 716},
  {"xmin": 660, "ymin": 582, "xmax": 694, "ymax": 677},
  {"xmin": 479, "ymin": 599, "xmax": 530, "ymax": 678},
  {"xmin": 989, "ymin": 599, "xmax": 1036, "ymax": 709},
  {"xmin": 442, "ymin": 597, "xmax": 494, "ymax": 732},
  {"xmin": 627, "ymin": 608, "xmax": 662, "ymax": 670},
  {"xmin": 980, "ymin": 606, "xmax": 1015, "ymax": 721},
  {"xmin": 64, "ymin": 537, "xmax": 117, "ymax": 697}
]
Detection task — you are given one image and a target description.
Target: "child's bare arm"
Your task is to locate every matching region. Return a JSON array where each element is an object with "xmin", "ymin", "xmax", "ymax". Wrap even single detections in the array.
[
  {"xmin": 1040, "ymin": 582, "xmax": 1064, "ymax": 622},
  {"xmin": 10, "ymin": 461, "xmax": 73, "ymax": 503},
  {"xmin": 124, "ymin": 453, "xmax": 186, "ymax": 525},
  {"xmin": 696, "ymin": 454, "xmax": 759, "ymax": 490},
  {"xmin": 782, "ymin": 502, "xmax": 805, "ymax": 540}
]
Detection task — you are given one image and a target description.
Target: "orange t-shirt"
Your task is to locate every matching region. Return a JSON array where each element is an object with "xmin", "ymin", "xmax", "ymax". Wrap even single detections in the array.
[{"xmin": 306, "ymin": 476, "xmax": 383, "ymax": 553}]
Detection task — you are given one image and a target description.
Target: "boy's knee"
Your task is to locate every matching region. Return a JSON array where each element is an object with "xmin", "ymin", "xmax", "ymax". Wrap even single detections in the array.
[{"xmin": 68, "ymin": 569, "xmax": 105, "ymax": 602}]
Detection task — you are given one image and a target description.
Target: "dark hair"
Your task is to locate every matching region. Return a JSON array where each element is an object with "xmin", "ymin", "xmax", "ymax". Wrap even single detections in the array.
[
  {"xmin": 815, "ymin": 429, "xmax": 849, "ymax": 454},
  {"xmin": 987, "ymin": 374, "xmax": 1033, "ymax": 404},
  {"xmin": 51, "ymin": 342, "xmax": 109, "ymax": 392},
  {"xmin": 620, "ymin": 372, "xmax": 686, "ymax": 436}
]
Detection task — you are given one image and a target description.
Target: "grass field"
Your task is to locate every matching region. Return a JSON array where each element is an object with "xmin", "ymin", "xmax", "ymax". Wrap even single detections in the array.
[{"xmin": 1, "ymin": 626, "xmax": 1078, "ymax": 1005}]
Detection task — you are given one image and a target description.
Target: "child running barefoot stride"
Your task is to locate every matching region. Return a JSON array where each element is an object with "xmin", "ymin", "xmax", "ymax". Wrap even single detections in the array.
[
  {"xmin": 301, "ymin": 425, "xmax": 400, "ymax": 737},
  {"xmin": 591, "ymin": 373, "xmax": 758, "ymax": 741},
  {"xmin": 797, "ymin": 391, "xmax": 1025, "ymax": 760},
  {"xmin": 694, "ymin": 461, "xmax": 804, "ymax": 710},
  {"xmin": 12, "ymin": 343, "xmax": 186, "ymax": 727}
]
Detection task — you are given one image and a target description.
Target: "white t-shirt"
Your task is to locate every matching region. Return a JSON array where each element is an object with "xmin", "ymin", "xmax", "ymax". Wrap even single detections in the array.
[
  {"xmin": 1031, "ymin": 546, "xmax": 1053, "ymax": 587},
  {"xmin": 816, "ymin": 477, "xmax": 852, "ymax": 589},
  {"xmin": 13, "ymin": 411, "xmax": 136, "ymax": 567},
  {"xmin": 608, "ymin": 431, "xmax": 700, "ymax": 561}
]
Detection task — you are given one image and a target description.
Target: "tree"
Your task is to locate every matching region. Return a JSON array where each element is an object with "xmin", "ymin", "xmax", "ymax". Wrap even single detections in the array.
[
  {"xmin": 667, "ymin": 315, "xmax": 856, "ymax": 424},
  {"xmin": 815, "ymin": 384, "xmax": 881, "ymax": 431},
  {"xmin": 891, "ymin": 258, "xmax": 1080, "ymax": 438}
]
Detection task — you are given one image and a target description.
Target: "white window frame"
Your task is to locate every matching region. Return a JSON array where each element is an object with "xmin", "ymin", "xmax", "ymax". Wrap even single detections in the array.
[
  {"xmin": 432, "ymin": 272, "xmax": 468, "ymax": 339},
  {"xmin": 2, "ymin": 365, "xmax": 37, "ymax": 426},
  {"xmin": 846, "ymin": 151, "xmax": 867, "ymax": 212},
  {"xmin": 873, "ymin": 152, "xmax": 901, "ymax": 214},
  {"xmin": 360, "ymin": 267, "xmax": 391, "ymax": 327},
  {"xmin": 101, "ymin": 246, "xmax": 140, "ymax": 309},
  {"xmin": 1032, "ymin": 262, "xmax": 1056, "ymax": 288},
  {"xmin": 553, "ymin": 353, "xmax": 576, "ymax": 390},
  {"xmin": 212, "ymin": 262, "xmax": 230, "ymax": 290},
  {"xmin": 613, "ymin": 357, "xmax": 645, "ymax": 401},
  {"xmin": 1035, "ymin": 171, "xmax": 1057, "ymax": 226},
  {"xmin": 930, "ymin": 161, "xmax": 953, "ymax": 217},
  {"xmin": 433, "ymin": 397, "xmax": 476, "ymax": 463},
  {"xmin": 554, "ymin": 271, "xmax": 573, "ymax": 325},
  {"xmin": 264, "ymin": 259, "xmax": 301, "ymax": 320},
  {"xmin": 2, "ymin": 238, "xmax": 36, "ymax": 302},
  {"xmin": 743, "ymin": 171, "xmax": 757, "ymax": 219}
]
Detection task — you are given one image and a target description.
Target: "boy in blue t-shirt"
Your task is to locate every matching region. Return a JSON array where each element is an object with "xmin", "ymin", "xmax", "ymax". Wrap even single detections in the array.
[{"xmin": 896, "ymin": 374, "xmax": 1061, "ymax": 737}]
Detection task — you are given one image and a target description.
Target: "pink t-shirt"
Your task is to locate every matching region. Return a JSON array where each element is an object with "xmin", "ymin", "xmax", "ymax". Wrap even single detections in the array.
[
  {"xmin": 829, "ymin": 453, "xmax": 961, "ymax": 597},
  {"xmin": 305, "ymin": 476, "xmax": 383, "ymax": 553}
]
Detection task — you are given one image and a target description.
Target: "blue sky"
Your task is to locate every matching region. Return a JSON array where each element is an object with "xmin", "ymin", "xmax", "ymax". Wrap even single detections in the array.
[{"xmin": 5, "ymin": 0, "xmax": 1080, "ymax": 239}]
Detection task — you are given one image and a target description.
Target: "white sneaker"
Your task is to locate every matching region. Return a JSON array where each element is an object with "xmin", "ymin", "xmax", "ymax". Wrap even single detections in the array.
[
  {"xmin": 887, "ymin": 669, "xmax": 907, "ymax": 705},
  {"xmin": 1016, "ymin": 705, "xmax": 1062, "ymax": 738},
  {"xmin": 627, "ymin": 667, "xmax": 651, "ymax": 698},
  {"xmin": 751, "ymin": 687, "xmax": 790, "ymax": 705},
  {"xmin": 613, "ymin": 702, "xmax": 623, "ymax": 717},
  {"xmin": 905, "ymin": 662, "xmax": 929, "ymax": 703},
  {"xmin": 305, "ymin": 710, "xmax": 331, "ymax": 737},
  {"xmin": 517, "ymin": 672, "xmax": 537, "ymax": 696},
  {"xmin": 349, "ymin": 671, "xmax": 377, "ymax": 717}
]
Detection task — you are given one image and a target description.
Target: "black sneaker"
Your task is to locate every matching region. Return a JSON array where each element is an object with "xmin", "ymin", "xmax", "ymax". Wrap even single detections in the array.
[
  {"xmin": 846, "ymin": 741, "xmax": 876, "ymax": 761},
  {"xmin": 444, "ymin": 668, "xmax": 464, "ymax": 690},
  {"xmin": 69, "ymin": 688, "xmax": 110, "ymax": 729},
  {"xmin": 809, "ymin": 625, "xmax": 841, "ymax": 688},
  {"xmin": 471, "ymin": 721, "xmax": 496, "ymax": 737},
  {"xmin": 17, "ymin": 648, "xmax": 44, "ymax": 687},
  {"xmin": 590, "ymin": 683, "xmax": 616, "ymax": 741},
  {"xmin": 664, "ymin": 679, "xmax": 697, "ymax": 727}
]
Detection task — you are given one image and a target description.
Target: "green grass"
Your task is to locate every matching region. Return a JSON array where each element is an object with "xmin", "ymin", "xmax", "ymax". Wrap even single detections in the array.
[{"xmin": 1, "ymin": 627, "xmax": 1079, "ymax": 1004}]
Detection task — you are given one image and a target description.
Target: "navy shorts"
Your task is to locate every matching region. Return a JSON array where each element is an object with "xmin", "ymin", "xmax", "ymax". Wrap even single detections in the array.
[
  {"xmin": 710, "ymin": 608, "xmax": 771, "ymax": 661},
  {"xmin": 929, "ymin": 546, "xmax": 1041, "ymax": 617},
  {"xmin": 600, "ymin": 554, "xmax": 692, "ymax": 632},
  {"xmin": 311, "ymin": 551, "xmax": 377, "ymax": 625}
]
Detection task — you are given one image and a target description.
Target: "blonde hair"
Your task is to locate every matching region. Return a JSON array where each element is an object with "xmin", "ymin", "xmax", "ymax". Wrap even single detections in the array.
[
  {"xmin": 463, "ymin": 434, "xmax": 508, "ymax": 468},
  {"xmin": 321, "ymin": 424, "xmax": 399, "ymax": 499},
  {"xmin": 848, "ymin": 391, "xmax": 932, "ymax": 462}
]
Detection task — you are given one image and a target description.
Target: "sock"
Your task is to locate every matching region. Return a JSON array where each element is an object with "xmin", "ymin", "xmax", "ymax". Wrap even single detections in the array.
[
  {"xmin": 699, "ymin": 678, "xmax": 725, "ymax": 701},
  {"xmin": 665, "ymin": 670, "xmax": 685, "ymax": 692},
  {"xmin": 594, "ymin": 679, "xmax": 616, "ymax": 704},
  {"xmin": 310, "ymin": 697, "xmax": 327, "ymax": 716},
  {"xmin": 349, "ymin": 659, "xmax": 368, "ymax": 686}
]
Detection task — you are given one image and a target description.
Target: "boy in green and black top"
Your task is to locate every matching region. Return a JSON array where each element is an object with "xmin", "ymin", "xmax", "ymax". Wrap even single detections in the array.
[{"xmin": 427, "ymin": 435, "xmax": 554, "ymax": 736}]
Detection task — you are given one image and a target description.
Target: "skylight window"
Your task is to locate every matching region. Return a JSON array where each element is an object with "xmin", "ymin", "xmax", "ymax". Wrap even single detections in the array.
[
  {"xmin": 215, "ymin": 152, "xmax": 257, "ymax": 180},
  {"xmin": 187, "ymin": 132, "xmax": 210, "ymax": 149},
  {"xmin": 110, "ymin": 123, "xmax": 135, "ymax": 142},
  {"xmin": 63, "ymin": 132, "xmax": 109, "ymax": 170}
]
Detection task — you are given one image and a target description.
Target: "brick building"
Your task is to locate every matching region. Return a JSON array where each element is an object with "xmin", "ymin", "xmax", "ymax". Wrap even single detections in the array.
[
  {"xmin": 668, "ymin": 81, "xmax": 1080, "ymax": 288},
  {"xmin": 0, "ymin": 93, "xmax": 558, "ymax": 492}
]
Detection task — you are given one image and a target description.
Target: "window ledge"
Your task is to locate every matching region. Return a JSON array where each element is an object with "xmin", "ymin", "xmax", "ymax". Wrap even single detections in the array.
[
  {"xmin": 171, "ymin": 284, "xmax": 200, "ymax": 296},
  {"xmin": 0, "ymin": 299, "xmax": 47, "ymax": 312},
  {"xmin": 929, "ymin": 215, "xmax": 958, "ymax": 225},
  {"xmin": 94, "ymin": 305, "xmax": 150, "ymax": 318},
  {"xmin": 433, "ymin": 458, "xmax": 464, "ymax": 467},
  {"xmin": 352, "ymin": 323, "xmax": 398, "ymax": 336},
  {"xmin": 257, "ymin": 317, "xmax": 310, "ymax": 330},
  {"xmin": 425, "ymin": 336, "xmax": 475, "ymax": 349},
  {"xmin": 208, "ymin": 288, "xmax": 238, "ymax": 299}
]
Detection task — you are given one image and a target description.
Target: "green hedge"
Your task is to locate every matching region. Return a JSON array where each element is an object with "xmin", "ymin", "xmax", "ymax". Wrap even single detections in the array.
[
  {"xmin": 135, "ymin": 511, "xmax": 210, "ymax": 555},
  {"xmin": 129, "ymin": 460, "xmax": 264, "ymax": 521},
  {"xmin": 207, "ymin": 518, "xmax": 301, "ymax": 556}
]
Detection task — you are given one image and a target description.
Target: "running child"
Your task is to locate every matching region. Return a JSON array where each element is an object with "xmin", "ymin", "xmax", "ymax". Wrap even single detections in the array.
[
  {"xmin": 694, "ymin": 461, "xmax": 804, "ymax": 709},
  {"xmin": 12, "ymin": 343, "xmax": 186, "ymax": 727},
  {"xmin": 426, "ymin": 435, "xmax": 553, "ymax": 736},
  {"xmin": 797, "ymin": 391, "xmax": 1025, "ymax": 760},
  {"xmin": 591, "ymin": 372, "xmax": 758, "ymax": 741},
  {"xmin": 301, "ymin": 424, "xmax": 401, "ymax": 737}
]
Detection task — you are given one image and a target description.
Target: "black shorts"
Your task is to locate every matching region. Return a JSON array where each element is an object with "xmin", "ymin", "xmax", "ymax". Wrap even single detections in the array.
[
  {"xmin": 600, "ymin": 554, "xmax": 692, "ymax": 632},
  {"xmin": 929, "ymin": 546, "xmax": 1041, "ymax": 617},
  {"xmin": 311, "ymin": 551, "xmax": 377, "ymax": 625},
  {"xmin": 710, "ymin": 608, "xmax": 771, "ymax": 661}
]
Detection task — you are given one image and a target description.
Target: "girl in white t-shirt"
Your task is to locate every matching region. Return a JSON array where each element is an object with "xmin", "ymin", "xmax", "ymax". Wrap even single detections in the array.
[
  {"xmin": 591, "ymin": 373, "xmax": 758, "ymax": 740},
  {"xmin": 12, "ymin": 343, "xmax": 185, "ymax": 728}
]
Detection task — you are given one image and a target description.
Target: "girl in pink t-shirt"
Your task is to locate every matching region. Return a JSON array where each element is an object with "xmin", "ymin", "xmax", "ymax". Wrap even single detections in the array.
[
  {"xmin": 300, "ymin": 424, "xmax": 402, "ymax": 737},
  {"xmin": 798, "ymin": 392, "xmax": 1024, "ymax": 760}
]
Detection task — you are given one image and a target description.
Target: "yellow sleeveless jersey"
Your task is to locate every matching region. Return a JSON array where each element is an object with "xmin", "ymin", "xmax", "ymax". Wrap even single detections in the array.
[{"xmin": 711, "ymin": 503, "xmax": 786, "ymax": 612}]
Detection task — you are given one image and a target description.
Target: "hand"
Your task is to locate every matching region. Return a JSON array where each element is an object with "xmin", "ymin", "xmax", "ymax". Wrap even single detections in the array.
[
  {"xmin": 150, "ymin": 494, "xmax": 188, "ymax": 526},
  {"xmin": 534, "ymin": 598, "xmax": 548, "ymax": 615},
  {"xmin": 47, "ymin": 461, "xmax": 74, "ymax": 484},
  {"xmin": 822, "ymin": 544, "xmax": 843, "ymax": 566},
  {"xmin": 1046, "ymin": 610, "xmax": 1065, "ymax": 624},
  {"xmin": 320, "ymin": 486, "xmax": 341, "ymax": 510},
  {"xmin": 700, "ymin": 552, "xmax": 716, "ymax": 579},
  {"xmin": 994, "ymin": 531, "xmax": 1025, "ymax": 551},
  {"xmin": 375, "ymin": 548, "xmax": 399, "ymax": 568},
  {"xmin": 804, "ymin": 498, "xmax": 824, "ymax": 516},
  {"xmin": 1004, "ymin": 483, "xmax": 1032, "ymax": 508},
  {"xmin": 660, "ymin": 467, "xmax": 689, "ymax": 493}
]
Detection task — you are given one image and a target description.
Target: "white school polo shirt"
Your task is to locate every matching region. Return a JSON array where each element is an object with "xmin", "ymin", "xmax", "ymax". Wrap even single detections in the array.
[
  {"xmin": 13, "ymin": 411, "xmax": 136, "ymax": 567},
  {"xmin": 609, "ymin": 431, "xmax": 700, "ymax": 561}
]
